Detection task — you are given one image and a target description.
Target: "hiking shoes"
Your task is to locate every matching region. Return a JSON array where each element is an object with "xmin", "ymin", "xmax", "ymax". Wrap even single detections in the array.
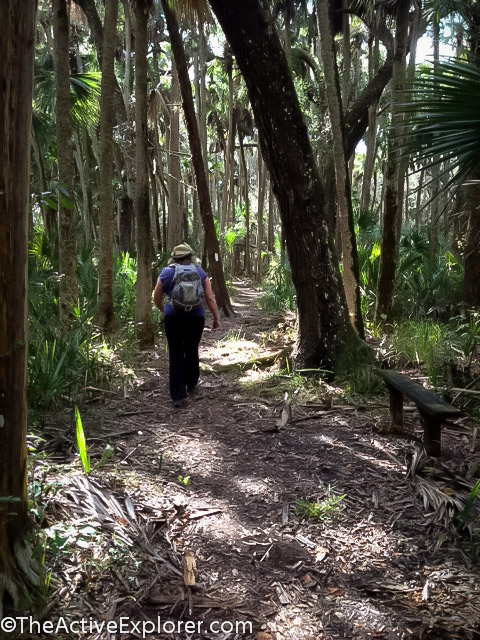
[
  {"xmin": 187, "ymin": 385, "xmax": 203, "ymax": 400},
  {"xmin": 172, "ymin": 398, "xmax": 185, "ymax": 408}
]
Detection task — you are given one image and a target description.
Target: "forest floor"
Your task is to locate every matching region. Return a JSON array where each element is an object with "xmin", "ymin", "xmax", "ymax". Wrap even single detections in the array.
[{"xmin": 36, "ymin": 283, "xmax": 480, "ymax": 640}]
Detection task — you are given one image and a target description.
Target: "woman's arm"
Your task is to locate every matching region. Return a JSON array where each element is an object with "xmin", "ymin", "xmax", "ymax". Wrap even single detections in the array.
[
  {"xmin": 153, "ymin": 279, "xmax": 164, "ymax": 311},
  {"xmin": 203, "ymin": 277, "xmax": 220, "ymax": 329}
]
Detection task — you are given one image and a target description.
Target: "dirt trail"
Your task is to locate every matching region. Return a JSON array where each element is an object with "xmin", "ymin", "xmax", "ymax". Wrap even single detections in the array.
[{"xmin": 45, "ymin": 283, "xmax": 480, "ymax": 640}]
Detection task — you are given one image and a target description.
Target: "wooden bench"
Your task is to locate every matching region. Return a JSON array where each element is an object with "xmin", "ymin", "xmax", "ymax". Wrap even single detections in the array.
[{"xmin": 376, "ymin": 369, "xmax": 462, "ymax": 457}]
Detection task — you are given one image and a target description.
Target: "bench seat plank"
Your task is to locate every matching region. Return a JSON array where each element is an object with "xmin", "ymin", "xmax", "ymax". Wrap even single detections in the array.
[
  {"xmin": 376, "ymin": 369, "xmax": 462, "ymax": 457},
  {"xmin": 377, "ymin": 370, "xmax": 461, "ymax": 418}
]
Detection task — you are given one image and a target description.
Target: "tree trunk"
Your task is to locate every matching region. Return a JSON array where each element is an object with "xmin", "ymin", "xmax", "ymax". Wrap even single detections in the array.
[
  {"xmin": 239, "ymin": 132, "xmax": 251, "ymax": 275},
  {"xmin": 221, "ymin": 58, "xmax": 235, "ymax": 234},
  {"xmin": 464, "ymin": 175, "xmax": 480, "ymax": 307},
  {"xmin": 97, "ymin": 0, "xmax": 118, "ymax": 331},
  {"xmin": 267, "ymin": 178, "xmax": 274, "ymax": 254},
  {"xmin": 316, "ymin": 0, "xmax": 364, "ymax": 339},
  {"xmin": 123, "ymin": 0, "xmax": 132, "ymax": 112},
  {"xmin": 134, "ymin": 0, "xmax": 155, "ymax": 348},
  {"xmin": 0, "ymin": 0, "xmax": 36, "ymax": 611},
  {"xmin": 119, "ymin": 195, "xmax": 134, "ymax": 253},
  {"xmin": 360, "ymin": 28, "xmax": 380, "ymax": 213},
  {"xmin": 162, "ymin": 0, "xmax": 233, "ymax": 315},
  {"xmin": 209, "ymin": 0, "xmax": 362, "ymax": 371},
  {"xmin": 255, "ymin": 149, "xmax": 267, "ymax": 282},
  {"xmin": 54, "ymin": 0, "xmax": 78, "ymax": 319},
  {"xmin": 341, "ymin": 0, "xmax": 351, "ymax": 108},
  {"xmin": 428, "ymin": 18, "xmax": 441, "ymax": 262},
  {"xmin": 73, "ymin": 0, "xmax": 127, "ymax": 125},
  {"xmin": 75, "ymin": 132, "xmax": 95, "ymax": 246},
  {"xmin": 166, "ymin": 61, "xmax": 183, "ymax": 248},
  {"xmin": 463, "ymin": 3, "xmax": 480, "ymax": 307},
  {"xmin": 375, "ymin": 0, "xmax": 410, "ymax": 326}
]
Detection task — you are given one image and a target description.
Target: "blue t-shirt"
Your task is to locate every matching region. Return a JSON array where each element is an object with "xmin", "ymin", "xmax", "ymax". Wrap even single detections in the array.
[{"xmin": 159, "ymin": 264, "xmax": 208, "ymax": 316}]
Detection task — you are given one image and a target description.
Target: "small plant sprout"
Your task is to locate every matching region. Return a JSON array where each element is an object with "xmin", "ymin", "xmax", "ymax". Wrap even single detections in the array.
[
  {"xmin": 75, "ymin": 406, "xmax": 91, "ymax": 475},
  {"xmin": 177, "ymin": 474, "xmax": 190, "ymax": 486},
  {"xmin": 295, "ymin": 487, "xmax": 346, "ymax": 522},
  {"xmin": 94, "ymin": 444, "xmax": 114, "ymax": 471}
]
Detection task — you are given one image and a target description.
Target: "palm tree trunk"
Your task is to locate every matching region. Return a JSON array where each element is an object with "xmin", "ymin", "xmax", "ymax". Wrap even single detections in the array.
[
  {"xmin": 134, "ymin": 0, "xmax": 155, "ymax": 348},
  {"xmin": 97, "ymin": 0, "xmax": 118, "ymax": 331},
  {"xmin": 0, "ymin": 0, "xmax": 36, "ymax": 610},
  {"xmin": 54, "ymin": 0, "xmax": 78, "ymax": 319},
  {"xmin": 162, "ymin": 0, "xmax": 233, "ymax": 315},
  {"xmin": 316, "ymin": 0, "xmax": 364, "ymax": 338}
]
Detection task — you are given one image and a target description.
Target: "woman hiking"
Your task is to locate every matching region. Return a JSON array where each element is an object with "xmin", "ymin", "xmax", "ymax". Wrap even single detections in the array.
[{"xmin": 154, "ymin": 243, "xmax": 220, "ymax": 408}]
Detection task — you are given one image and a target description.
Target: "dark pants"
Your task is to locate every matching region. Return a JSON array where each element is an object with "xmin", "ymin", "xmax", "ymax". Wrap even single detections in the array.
[{"xmin": 164, "ymin": 314, "xmax": 205, "ymax": 401}]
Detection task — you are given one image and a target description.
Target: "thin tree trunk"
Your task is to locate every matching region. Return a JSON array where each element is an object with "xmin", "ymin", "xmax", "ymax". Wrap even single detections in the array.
[
  {"xmin": 119, "ymin": 195, "xmax": 134, "ymax": 253},
  {"xmin": 134, "ymin": 0, "xmax": 155, "ymax": 348},
  {"xmin": 415, "ymin": 167, "xmax": 424, "ymax": 230},
  {"xmin": 341, "ymin": 0, "xmax": 351, "ymax": 108},
  {"xmin": 360, "ymin": 29, "xmax": 380, "ymax": 212},
  {"xmin": 167, "ymin": 61, "xmax": 183, "ymax": 248},
  {"xmin": 255, "ymin": 149, "xmax": 267, "ymax": 282},
  {"xmin": 464, "ymin": 172, "xmax": 480, "ymax": 307},
  {"xmin": 162, "ymin": 0, "xmax": 233, "ymax": 315},
  {"xmin": 198, "ymin": 26, "xmax": 208, "ymax": 174},
  {"xmin": 375, "ymin": 0, "xmax": 410, "ymax": 326},
  {"xmin": 0, "ymin": 0, "xmax": 36, "ymax": 610},
  {"xmin": 54, "ymin": 0, "xmax": 78, "ymax": 319},
  {"xmin": 316, "ymin": 0, "xmax": 364, "ymax": 338},
  {"xmin": 267, "ymin": 178, "xmax": 274, "ymax": 253},
  {"xmin": 221, "ymin": 58, "xmax": 235, "ymax": 234},
  {"xmin": 97, "ymin": 0, "xmax": 118, "ymax": 331},
  {"xmin": 123, "ymin": 0, "xmax": 132, "ymax": 112},
  {"xmin": 73, "ymin": 0, "xmax": 127, "ymax": 125},
  {"xmin": 429, "ymin": 18, "xmax": 441, "ymax": 261},
  {"xmin": 239, "ymin": 132, "xmax": 251, "ymax": 275}
]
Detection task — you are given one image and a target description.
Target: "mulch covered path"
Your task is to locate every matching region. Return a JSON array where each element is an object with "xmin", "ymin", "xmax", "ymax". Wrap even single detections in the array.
[{"xmin": 39, "ymin": 284, "xmax": 480, "ymax": 640}]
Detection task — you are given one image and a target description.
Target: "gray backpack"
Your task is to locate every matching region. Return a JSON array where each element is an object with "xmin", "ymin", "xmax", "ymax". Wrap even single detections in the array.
[{"xmin": 170, "ymin": 264, "xmax": 204, "ymax": 311}]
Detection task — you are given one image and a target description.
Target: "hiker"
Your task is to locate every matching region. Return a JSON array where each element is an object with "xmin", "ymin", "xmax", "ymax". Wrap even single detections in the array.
[{"xmin": 153, "ymin": 243, "xmax": 220, "ymax": 408}]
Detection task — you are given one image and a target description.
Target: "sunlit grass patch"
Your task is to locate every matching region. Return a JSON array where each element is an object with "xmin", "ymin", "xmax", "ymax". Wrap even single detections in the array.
[{"xmin": 239, "ymin": 368, "xmax": 324, "ymax": 402}]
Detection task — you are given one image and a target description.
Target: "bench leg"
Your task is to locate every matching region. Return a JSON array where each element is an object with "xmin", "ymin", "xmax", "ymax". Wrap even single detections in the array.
[
  {"xmin": 421, "ymin": 414, "xmax": 442, "ymax": 457},
  {"xmin": 386, "ymin": 383, "xmax": 403, "ymax": 426}
]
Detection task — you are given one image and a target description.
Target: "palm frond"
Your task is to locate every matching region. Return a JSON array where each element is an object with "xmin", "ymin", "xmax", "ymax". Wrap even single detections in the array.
[
  {"xmin": 34, "ymin": 70, "xmax": 101, "ymax": 129},
  {"xmin": 166, "ymin": 0, "xmax": 213, "ymax": 26},
  {"xmin": 422, "ymin": 0, "xmax": 472, "ymax": 22},
  {"xmin": 398, "ymin": 57, "xmax": 480, "ymax": 188},
  {"xmin": 69, "ymin": 72, "xmax": 101, "ymax": 128}
]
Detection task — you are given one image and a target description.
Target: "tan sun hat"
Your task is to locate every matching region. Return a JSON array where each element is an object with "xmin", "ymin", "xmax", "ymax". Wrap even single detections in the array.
[{"xmin": 171, "ymin": 243, "xmax": 194, "ymax": 259}]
